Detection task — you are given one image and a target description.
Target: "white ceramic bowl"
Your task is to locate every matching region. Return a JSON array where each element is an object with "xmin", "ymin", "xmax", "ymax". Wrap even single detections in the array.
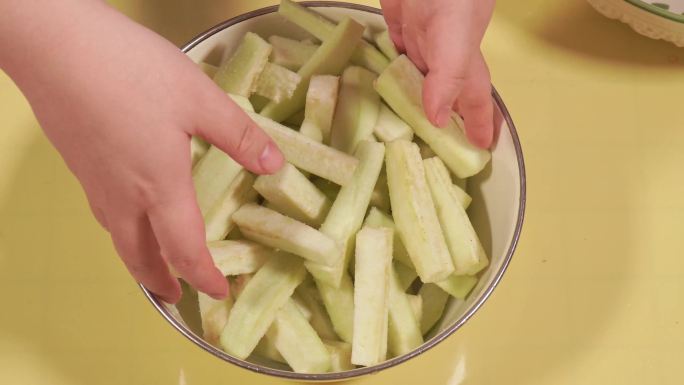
[
  {"xmin": 587, "ymin": 0, "xmax": 684, "ymax": 46},
  {"xmin": 141, "ymin": 2, "xmax": 526, "ymax": 381}
]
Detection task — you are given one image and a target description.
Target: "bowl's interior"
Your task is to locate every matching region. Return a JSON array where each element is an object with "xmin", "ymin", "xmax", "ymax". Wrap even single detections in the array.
[{"xmin": 156, "ymin": 3, "xmax": 524, "ymax": 379}]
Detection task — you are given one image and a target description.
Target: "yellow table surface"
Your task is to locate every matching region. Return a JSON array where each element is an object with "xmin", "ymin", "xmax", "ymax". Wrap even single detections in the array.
[{"xmin": 2, "ymin": 1, "xmax": 683, "ymax": 384}]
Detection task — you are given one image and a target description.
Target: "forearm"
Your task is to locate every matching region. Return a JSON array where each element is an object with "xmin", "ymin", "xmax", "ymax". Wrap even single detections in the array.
[{"xmin": 0, "ymin": 0, "xmax": 138, "ymax": 96}]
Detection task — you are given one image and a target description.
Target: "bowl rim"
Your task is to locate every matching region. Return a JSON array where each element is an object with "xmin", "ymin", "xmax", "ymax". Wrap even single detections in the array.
[
  {"xmin": 625, "ymin": 0, "xmax": 684, "ymax": 23},
  {"xmin": 140, "ymin": 1, "xmax": 527, "ymax": 381}
]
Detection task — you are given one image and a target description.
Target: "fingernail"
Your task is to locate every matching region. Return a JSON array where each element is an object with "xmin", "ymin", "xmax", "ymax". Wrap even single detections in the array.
[
  {"xmin": 259, "ymin": 142, "xmax": 284, "ymax": 174},
  {"xmin": 436, "ymin": 106, "xmax": 452, "ymax": 127}
]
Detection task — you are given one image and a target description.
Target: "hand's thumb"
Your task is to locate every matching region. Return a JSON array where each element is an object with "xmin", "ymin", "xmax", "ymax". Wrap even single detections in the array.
[{"xmin": 196, "ymin": 96, "xmax": 284, "ymax": 175}]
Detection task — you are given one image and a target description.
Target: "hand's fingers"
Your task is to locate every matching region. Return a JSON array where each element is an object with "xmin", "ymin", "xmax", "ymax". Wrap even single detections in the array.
[
  {"xmin": 402, "ymin": 23, "xmax": 428, "ymax": 73},
  {"xmin": 196, "ymin": 93, "xmax": 284, "ymax": 175},
  {"xmin": 108, "ymin": 209, "xmax": 182, "ymax": 303},
  {"xmin": 146, "ymin": 169, "xmax": 228, "ymax": 299},
  {"xmin": 421, "ymin": 1, "xmax": 494, "ymax": 128},
  {"xmin": 380, "ymin": 0, "xmax": 405, "ymax": 52},
  {"xmin": 422, "ymin": 12, "xmax": 472, "ymax": 127},
  {"xmin": 455, "ymin": 52, "xmax": 494, "ymax": 149}
]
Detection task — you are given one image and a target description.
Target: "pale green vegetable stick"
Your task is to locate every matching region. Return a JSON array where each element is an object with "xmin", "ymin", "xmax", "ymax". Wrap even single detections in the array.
[
  {"xmin": 266, "ymin": 300, "xmax": 331, "ymax": 373},
  {"xmin": 324, "ymin": 340, "xmax": 354, "ymax": 372},
  {"xmin": 373, "ymin": 103, "xmax": 414, "ymax": 142},
  {"xmin": 232, "ymin": 275, "xmax": 285, "ymax": 365},
  {"xmin": 385, "ymin": 140, "xmax": 454, "ymax": 282},
  {"xmin": 253, "ymin": 163, "xmax": 331, "ymax": 226},
  {"xmin": 316, "ymin": 273, "xmax": 354, "ymax": 344},
  {"xmin": 370, "ymin": 170, "xmax": 391, "ymax": 213},
  {"xmin": 467, "ymin": 253, "xmax": 490, "ymax": 276},
  {"xmin": 301, "ymin": 75, "xmax": 339, "ymax": 144},
  {"xmin": 374, "ymin": 30, "xmax": 399, "ymax": 60},
  {"xmin": 232, "ymin": 203, "xmax": 343, "ymax": 266},
  {"xmin": 419, "ymin": 283, "xmax": 450, "ymax": 335},
  {"xmin": 435, "ymin": 274, "xmax": 478, "ymax": 299},
  {"xmin": 407, "ymin": 294, "xmax": 423, "ymax": 323},
  {"xmin": 299, "ymin": 120, "xmax": 323, "ymax": 143},
  {"xmin": 387, "ymin": 265, "xmax": 423, "ymax": 358},
  {"xmin": 213, "ymin": 32, "xmax": 272, "ymax": 96},
  {"xmin": 246, "ymin": 112, "xmax": 359, "ymax": 186},
  {"xmin": 204, "ymin": 169, "xmax": 258, "ymax": 242},
  {"xmin": 192, "ymin": 146, "xmax": 243, "ymax": 218},
  {"xmin": 220, "ymin": 254, "xmax": 306, "ymax": 359},
  {"xmin": 199, "ymin": 62, "xmax": 219, "ymax": 78},
  {"xmin": 278, "ymin": 0, "xmax": 389, "ymax": 74},
  {"xmin": 260, "ymin": 17, "xmax": 365, "ymax": 122},
  {"xmin": 207, "ymin": 240, "xmax": 272, "ymax": 276},
  {"xmin": 253, "ymin": 62, "xmax": 302, "ymax": 103},
  {"xmin": 363, "ymin": 207, "xmax": 413, "ymax": 268},
  {"xmin": 352, "ymin": 227, "xmax": 392, "ymax": 366},
  {"xmin": 452, "ymin": 182, "xmax": 472, "ymax": 210},
  {"xmin": 376, "ymin": 55, "xmax": 490, "ymax": 178},
  {"xmin": 198, "ymin": 292, "xmax": 233, "ymax": 347},
  {"xmin": 424, "ymin": 156, "xmax": 484, "ymax": 275},
  {"xmin": 408, "ymin": 159, "xmax": 470, "ymax": 209},
  {"xmin": 254, "ymin": 163, "xmax": 331, "ymax": 226},
  {"xmin": 228, "ymin": 93, "xmax": 256, "ymax": 112},
  {"xmin": 394, "ymin": 261, "xmax": 418, "ymax": 291},
  {"xmin": 268, "ymin": 35, "xmax": 320, "ymax": 71},
  {"xmin": 306, "ymin": 141, "xmax": 385, "ymax": 287},
  {"xmin": 424, "ymin": 156, "xmax": 471, "ymax": 209},
  {"xmin": 254, "ymin": 337, "xmax": 286, "ymax": 364},
  {"xmin": 295, "ymin": 276, "xmax": 338, "ymax": 341},
  {"xmin": 330, "ymin": 66, "xmax": 380, "ymax": 154}
]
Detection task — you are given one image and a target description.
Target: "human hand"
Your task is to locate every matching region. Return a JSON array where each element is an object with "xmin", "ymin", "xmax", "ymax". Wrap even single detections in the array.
[
  {"xmin": 380, "ymin": 0, "xmax": 495, "ymax": 148},
  {"xmin": 0, "ymin": 1, "xmax": 284, "ymax": 303}
]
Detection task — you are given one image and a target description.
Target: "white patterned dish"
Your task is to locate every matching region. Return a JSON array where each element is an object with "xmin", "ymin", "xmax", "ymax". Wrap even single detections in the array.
[{"xmin": 587, "ymin": 0, "xmax": 684, "ymax": 46}]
